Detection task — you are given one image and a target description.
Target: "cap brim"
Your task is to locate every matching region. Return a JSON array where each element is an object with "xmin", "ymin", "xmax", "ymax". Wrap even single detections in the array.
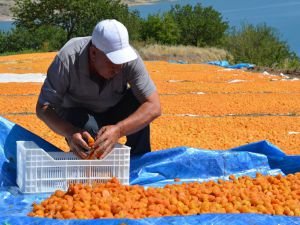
[{"xmin": 106, "ymin": 46, "xmax": 138, "ymax": 64}]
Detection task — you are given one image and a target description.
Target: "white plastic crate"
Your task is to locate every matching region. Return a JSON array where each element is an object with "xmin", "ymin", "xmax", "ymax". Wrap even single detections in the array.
[{"xmin": 17, "ymin": 141, "xmax": 130, "ymax": 193}]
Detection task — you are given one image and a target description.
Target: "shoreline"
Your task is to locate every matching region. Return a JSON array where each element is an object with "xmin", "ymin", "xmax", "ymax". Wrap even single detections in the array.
[
  {"xmin": 0, "ymin": 16, "xmax": 13, "ymax": 22},
  {"xmin": 123, "ymin": 0, "xmax": 167, "ymax": 6}
]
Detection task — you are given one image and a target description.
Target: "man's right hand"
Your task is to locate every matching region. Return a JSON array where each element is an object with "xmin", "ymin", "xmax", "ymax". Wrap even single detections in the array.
[
  {"xmin": 66, "ymin": 131, "xmax": 93, "ymax": 159},
  {"xmin": 36, "ymin": 103, "xmax": 95, "ymax": 159}
]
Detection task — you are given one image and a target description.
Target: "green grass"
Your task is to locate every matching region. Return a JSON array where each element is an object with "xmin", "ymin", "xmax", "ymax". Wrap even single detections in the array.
[{"xmin": 0, "ymin": 49, "xmax": 46, "ymax": 56}]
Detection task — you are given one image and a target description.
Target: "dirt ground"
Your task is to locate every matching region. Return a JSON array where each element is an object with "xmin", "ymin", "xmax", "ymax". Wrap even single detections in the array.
[{"xmin": 0, "ymin": 52, "xmax": 299, "ymax": 154}]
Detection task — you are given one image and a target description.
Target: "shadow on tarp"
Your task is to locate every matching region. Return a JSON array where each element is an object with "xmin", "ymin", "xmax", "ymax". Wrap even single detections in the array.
[
  {"xmin": 0, "ymin": 116, "xmax": 300, "ymax": 224},
  {"xmin": 230, "ymin": 141, "xmax": 300, "ymax": 175},
  {"xmin": 130, "ymin": 145, "xmax": 283, "ymax": 187},
  {"xmin": 129, "ymin": 141, "xmax": 300, "ymax": 187},
  {"xmin": 0, "ymin": 213, "xmax": 299, "ymax": 225}
]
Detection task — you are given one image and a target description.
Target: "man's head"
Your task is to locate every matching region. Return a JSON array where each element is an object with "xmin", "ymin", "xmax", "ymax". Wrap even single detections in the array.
[{"xmin": 89, "ymin": 19, "xmax": 137, "ymax": 79}]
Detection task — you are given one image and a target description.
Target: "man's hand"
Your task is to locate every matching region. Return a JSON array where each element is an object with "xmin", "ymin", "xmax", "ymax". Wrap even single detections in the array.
[
  {"xmin": 36, "ymin": 103, "xmax": 95, "ymax": 159},
  {"xmin": 92, "ymin": 125, "xmax": 121, "ymax": 159},
  {"xmin": 66, "ymin": 131, "xmax": 93, "ymax": 159}
]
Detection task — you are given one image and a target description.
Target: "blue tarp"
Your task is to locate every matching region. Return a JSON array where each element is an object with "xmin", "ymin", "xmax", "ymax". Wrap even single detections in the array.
[
  {"xmin": 207, "ymin": 60, "xmax": 255, "ymax": 69},
  {"xmin": 0, "ymin": 116, "xmax": 300, "ymax": 224}
]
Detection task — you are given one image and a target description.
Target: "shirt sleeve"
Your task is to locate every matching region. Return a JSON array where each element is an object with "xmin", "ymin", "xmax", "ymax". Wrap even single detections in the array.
[
  {"xmin": 126, "ymin": 54, "xmax": 156, "ymax": 103},
  {"xmin": 38, "ymin": 56, "xmax": 70, "ymax": 108}
]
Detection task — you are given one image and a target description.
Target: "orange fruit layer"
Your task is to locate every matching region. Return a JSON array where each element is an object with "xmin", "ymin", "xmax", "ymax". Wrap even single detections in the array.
[
  {"xmin": 28, "ymin": 173, "xmax": 300, "ymax": 219},
  {"xmin": 0, "ymin": 53, "xmax": 299, "ymax": 155},
  {"xmin": 151, "ymin": 116, "xmax": 300, "ymax": 155},
  {"xmin": 0, "ymin": 95, "xmax": 37, "ymax": 114},
  {"xmin": 0, "ymin": 52, "xmax": 56, "ymax": 74},
  {"xmin": 155, "ymin": 80, "xmax": 300, "ymax": 94},
  {"xmin": 1, "ymin": 80, "xmax": 300, "ymax": 96},
  {"xmin": 160, "ymin": 93, "xmax": 300, "ymax": 116},
  {"xmin": 0, "ymin": 83, "xmax": 41, "ymax": 95},
  {"xmin": 1, "ymin": 92, "xmax": 299, "ymax": 116},
  {"xmin": 5, "ymin": 114, "xmax": 300, "ymax": 155},
  {"xmin": 149, "ymin": 62, "xmax": 276, "ymax": 82}
]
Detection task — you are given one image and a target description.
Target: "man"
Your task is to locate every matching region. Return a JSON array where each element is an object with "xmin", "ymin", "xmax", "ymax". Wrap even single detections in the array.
[{"xmin": 36, "ymin": 19, "xmax": 161, "ymax": 159}]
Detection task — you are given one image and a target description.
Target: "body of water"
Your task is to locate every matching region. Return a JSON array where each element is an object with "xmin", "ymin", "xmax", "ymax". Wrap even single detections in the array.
[
  {"xmin": 0, "ymin": 21, "xmax": 14, "ymax": 32},
  {"xmin": 131, "ymin": 0, "xmax": 300, "ymax": 56},
  {"xmin": 0, "ymin": 1, "xmax": 299, "ymax": 56}
]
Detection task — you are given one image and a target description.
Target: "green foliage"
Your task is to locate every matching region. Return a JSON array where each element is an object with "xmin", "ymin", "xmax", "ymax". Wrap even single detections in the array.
[
  {"xmin": 11, "ymin": 0, "xmax": 142, "ymax": 41},
  {"xmin": 169, "ymin": 4, "xmax": 228, "ymax": 47},
  {"xmin": 140, "ymin": 4, "xmax": 228, "ymax": 47},
  {"xmin": 224, "ymin": 23, "xmax": 299, "ymax": 68},
  {"xmin": 141, "ymin": 12, "xmax": 180, "ymax": 45},
  {"xmin": 278, "ymin": 56, "xmax": 300, "ymax": 70},
  {"xmin": 0, "ymin": 25, "xmax": 66, "ymax": 53}
]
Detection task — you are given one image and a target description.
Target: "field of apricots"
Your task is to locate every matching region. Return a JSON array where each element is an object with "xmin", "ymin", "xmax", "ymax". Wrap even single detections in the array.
[{"xmin": 0, "ymin": 52, "xmax": 299, "ymax": 154}]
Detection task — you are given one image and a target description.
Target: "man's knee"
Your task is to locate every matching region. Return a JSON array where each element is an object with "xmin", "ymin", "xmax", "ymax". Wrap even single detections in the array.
[
  {"xmin": 126, "ymin": 125, "xmax": 151, "ymax": 155},
  {"xmin": 106, "ymin": 89, "xmax": 140, "ymax": 123},
  {"xmin": 59, "ymin": 108, "xmax": 99, "ymax": 137}
]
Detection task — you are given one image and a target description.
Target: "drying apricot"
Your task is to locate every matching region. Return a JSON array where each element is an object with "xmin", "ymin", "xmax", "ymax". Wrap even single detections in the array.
[
  {"xmin": 87, "ymin": 136, "xmax": 95, "ymax": 148},
  {"xmin": 28, "ymin": 173, "xmax": 300, "ymax": 219}
]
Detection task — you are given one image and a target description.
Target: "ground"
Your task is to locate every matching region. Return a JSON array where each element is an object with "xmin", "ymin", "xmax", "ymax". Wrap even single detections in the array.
[{"xmin": 0, "ymin": 52, "xmax": 299, "ymax": 154}]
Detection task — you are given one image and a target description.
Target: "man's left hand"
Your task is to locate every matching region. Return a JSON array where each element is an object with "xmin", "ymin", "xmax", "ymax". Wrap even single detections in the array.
[{"xmin": 92, "ymin": 125, "xmax": 121, "ymax": 159}]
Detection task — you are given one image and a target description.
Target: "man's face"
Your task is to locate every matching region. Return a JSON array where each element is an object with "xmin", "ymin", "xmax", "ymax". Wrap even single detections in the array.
[{"xmin": 89, "ymin": 45, "xmax": 123, "ymax": 80}]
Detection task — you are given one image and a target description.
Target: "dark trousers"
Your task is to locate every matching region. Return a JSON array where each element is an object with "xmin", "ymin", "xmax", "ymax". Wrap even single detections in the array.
[{"xmin": 60, "ymin": 90, "xmax": 151, "ymax": 155}]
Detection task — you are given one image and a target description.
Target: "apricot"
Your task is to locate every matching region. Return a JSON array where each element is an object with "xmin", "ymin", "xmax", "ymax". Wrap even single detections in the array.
[{"xmin": 28, "ymin": 174, "xmax": 300, "ymax": 219}]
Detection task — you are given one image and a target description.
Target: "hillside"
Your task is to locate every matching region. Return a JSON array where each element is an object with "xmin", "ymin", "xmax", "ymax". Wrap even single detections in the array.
[
  {"xmin": 0, "ymin": 0, "xmax": 14, "ymax": 20},
  {"xmin": 0, "ymin": 0, "xmax": 167, "ymax": 20}
]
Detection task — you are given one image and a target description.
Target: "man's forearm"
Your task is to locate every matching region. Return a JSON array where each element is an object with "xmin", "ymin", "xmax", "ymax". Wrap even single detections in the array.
[{"xmin": 36, "ymin": 103, "xmax": 79, "ymax": 138}]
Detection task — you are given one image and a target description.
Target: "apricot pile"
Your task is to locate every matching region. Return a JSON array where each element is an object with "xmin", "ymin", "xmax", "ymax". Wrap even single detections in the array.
[{"xmin": 28, "ymin": 173, "xmax": 300, "ymax": 219}]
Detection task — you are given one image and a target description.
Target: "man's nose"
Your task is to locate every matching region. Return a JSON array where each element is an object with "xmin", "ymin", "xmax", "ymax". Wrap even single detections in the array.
[{"xmin": 112, "ymin": 66, "xmax": 122, "ymax": 74}]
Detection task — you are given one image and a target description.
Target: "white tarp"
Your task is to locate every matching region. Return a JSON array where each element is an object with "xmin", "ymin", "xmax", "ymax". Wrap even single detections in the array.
[{"xmin": 0, "ymin": 73, "xmax": 46, "ymax": 83}]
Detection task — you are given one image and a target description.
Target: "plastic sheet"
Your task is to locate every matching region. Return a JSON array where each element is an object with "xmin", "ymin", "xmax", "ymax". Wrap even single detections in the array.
[
  {"xmin": 0, "ymin": 116, "xmax": 300, "ymax": 224},
  {"xmin": 207, "ymin": 60, "xmax": 255, "ymax": 69}
]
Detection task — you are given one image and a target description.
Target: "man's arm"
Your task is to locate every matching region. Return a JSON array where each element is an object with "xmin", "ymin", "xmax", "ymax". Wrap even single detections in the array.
[
  {"xmin": 93, "ymin": 90, "xmax": 161, "ymax": 158},
  {"xmin": 36, "ymin": 103, "xmax": 92, "ymax": 158},
  {"xmin": 117, "ymin": 90, "xmax": 161, "ymax": 136}
]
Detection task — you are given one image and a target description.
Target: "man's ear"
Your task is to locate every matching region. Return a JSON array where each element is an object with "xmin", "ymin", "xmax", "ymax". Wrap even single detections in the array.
[{"xmin": 89, "ymin": 45, "xmax": 97, "ymax": 62}]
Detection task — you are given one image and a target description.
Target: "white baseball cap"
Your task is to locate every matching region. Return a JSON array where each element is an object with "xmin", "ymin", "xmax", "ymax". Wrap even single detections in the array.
[{"xmin": 92, "ymin": 19, "xmax": 137, "ymax": 64}]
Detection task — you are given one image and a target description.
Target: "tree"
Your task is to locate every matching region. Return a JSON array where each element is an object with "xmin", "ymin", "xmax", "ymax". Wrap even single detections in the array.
[
  {"xmin": 169, "ymin": 4, "xmax": 228, "ymax": 47},
  {"xmin": 159, "ymin": 13, "xmax": 180, "ymax": 45},
  {"xmin": 141, "ymin": 12, "xmax": 180, "ymax": 45},
  {"xmin": 11, "ymin": 0, "xmax": 142, "ymax": 41}
]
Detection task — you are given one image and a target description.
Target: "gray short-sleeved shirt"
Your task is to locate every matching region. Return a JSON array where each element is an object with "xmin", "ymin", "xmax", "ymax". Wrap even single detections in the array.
[{"xmin": 38, "ymin": 37, "xmax": 156, "ymax": 113}]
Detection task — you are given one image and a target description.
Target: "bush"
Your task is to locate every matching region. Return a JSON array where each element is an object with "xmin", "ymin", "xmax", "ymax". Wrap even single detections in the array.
[
  {"xmin": 0, "ymin": 25, "xmax": 66, "ymax": 54},
  {"xmin": 279, "ymin": 56, "xmax": 300, "ymax": 71},
  {"xmin": 224, "ymin": 23, "xmax": 299, "ymax": 68}
]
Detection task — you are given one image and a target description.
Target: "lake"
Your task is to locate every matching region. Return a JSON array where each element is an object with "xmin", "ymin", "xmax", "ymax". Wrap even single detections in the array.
[
  {"xmin": 0, "ymin": 0, "xmax": 299, "ymax": 56},
  {"xmin": 0, "ymin": 21, "xmax": 14, "ymax": 32}
]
